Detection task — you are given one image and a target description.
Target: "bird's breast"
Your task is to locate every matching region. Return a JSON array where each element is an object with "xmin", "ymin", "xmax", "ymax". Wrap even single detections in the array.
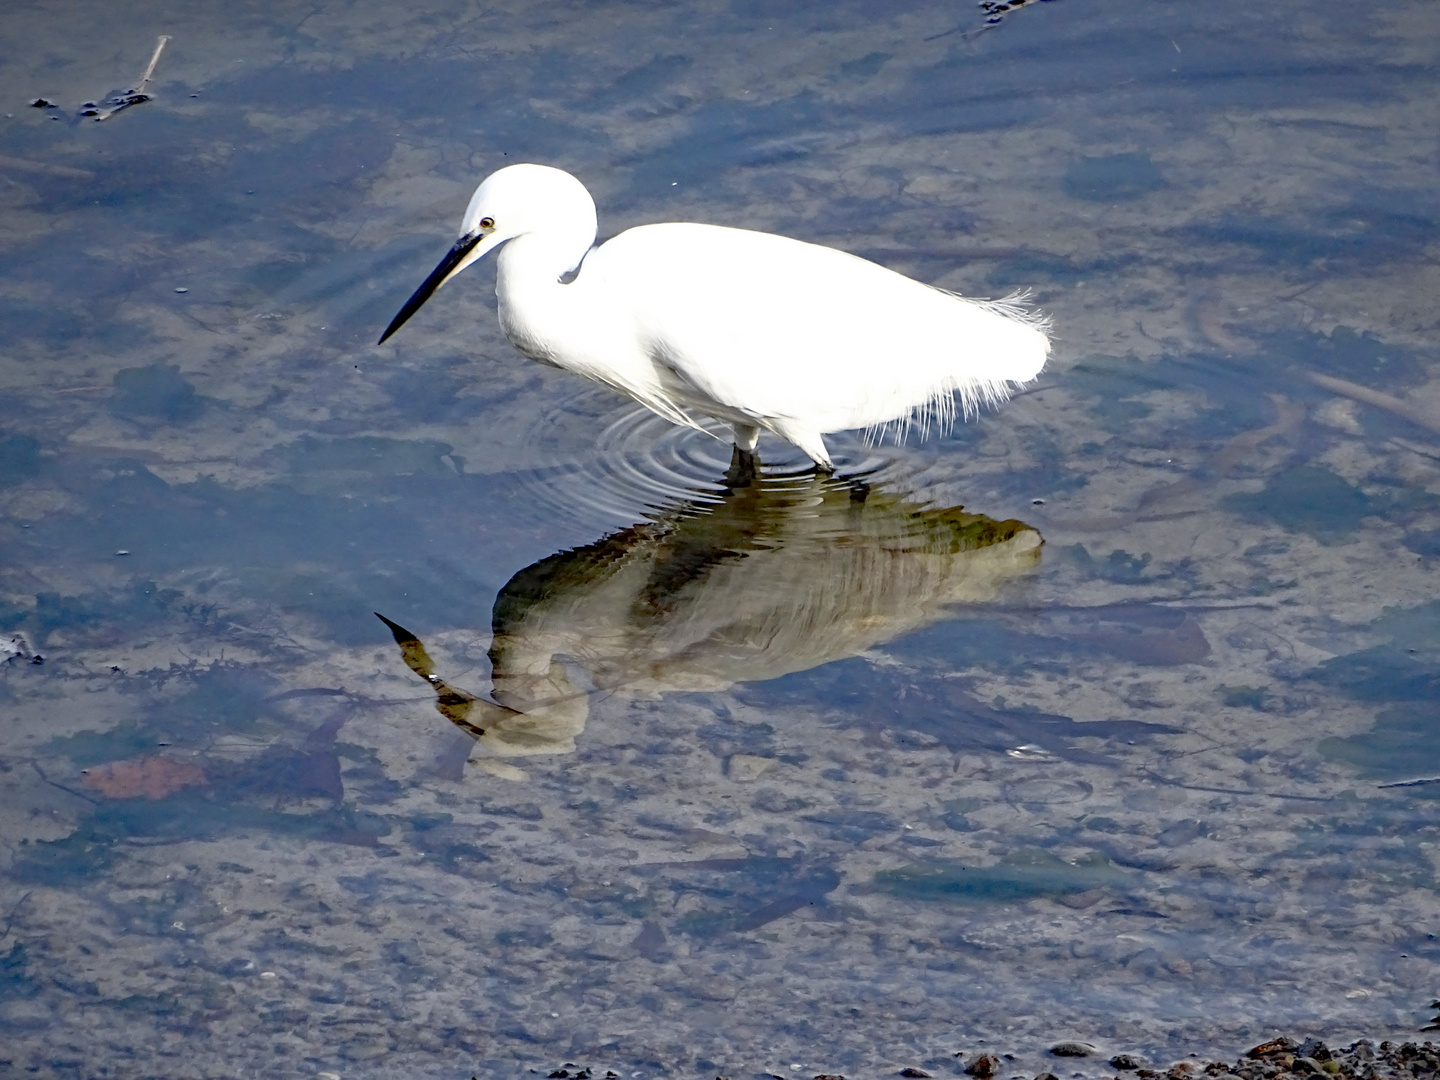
[{"xmin": 498, "ymin": 308, "xmax": 560, "ymax": 367}]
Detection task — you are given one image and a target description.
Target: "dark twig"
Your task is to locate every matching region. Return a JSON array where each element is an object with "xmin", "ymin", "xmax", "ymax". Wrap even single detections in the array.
[
  {"xmin": 0, "ymin": 891, "xmax": 32, "ymax": 944},
  {"xmin": 30, "ymin": 759, "xmax": 100, "ymax": 806},
  {"xmin": 1140, "ymin": 768, "xmax": 1335, "ymax": 802}
]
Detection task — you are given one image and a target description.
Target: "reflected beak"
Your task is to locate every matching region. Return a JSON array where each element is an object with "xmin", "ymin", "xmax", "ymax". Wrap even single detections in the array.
[{"xmin": 377, "ymin": 231, "xmax": 486, "ymax": 345}]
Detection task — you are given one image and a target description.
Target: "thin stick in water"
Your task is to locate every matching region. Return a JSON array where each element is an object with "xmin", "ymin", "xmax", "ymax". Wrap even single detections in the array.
[
  {"xmin": 1307, "ymin": 371, "xmax": 1440, "ymax": 437},
  {"xmin": 82, "ymin": 35, "xmax": 171, "ymax": 121},
  {"xmin": 135, "ymin": 35, "xmax": 171, "ymax": 92}
]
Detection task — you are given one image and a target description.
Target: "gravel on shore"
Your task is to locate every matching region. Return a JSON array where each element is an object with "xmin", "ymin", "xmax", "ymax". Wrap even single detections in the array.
[
  {"xmin": 1136, "ymin": 1036, "xmax": 1437, "ymax": 1080},
  {"xmin": 535, "ymin": 1036, "xmax": 1440, "ymax": 1080}
]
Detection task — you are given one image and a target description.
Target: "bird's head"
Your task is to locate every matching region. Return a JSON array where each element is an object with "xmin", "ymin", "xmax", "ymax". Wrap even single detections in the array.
[{"xmin": 378, "ymin": 163, "xmax": 598, "ymax": 345}]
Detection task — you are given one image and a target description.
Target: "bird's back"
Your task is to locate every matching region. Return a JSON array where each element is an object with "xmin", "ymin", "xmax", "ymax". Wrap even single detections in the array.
[{"xmin": 581, "ymin": 222, "xmax": 1048, "ymax": 435}]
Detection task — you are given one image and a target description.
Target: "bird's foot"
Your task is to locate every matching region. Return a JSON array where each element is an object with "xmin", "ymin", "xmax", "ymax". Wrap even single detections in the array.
[{"xmin": 724, "ymin": 444, "xmax": 760, "ymax": 488}]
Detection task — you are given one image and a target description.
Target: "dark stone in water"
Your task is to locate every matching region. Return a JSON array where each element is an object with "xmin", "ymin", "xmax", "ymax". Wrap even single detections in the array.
[
  {"xmin": 110, "ymin": 363, "xmax": 205, "ymax": 422},
  {"xmin": 0, "ymin": 433, "xmax": 41, "ymax": 486},
  {"xmin": 963, "ymin": 1053, "xmax": 1000, "ymax": 1078},
  {"xmin": 1223, "ymin": 466, "xmax": 1381, "ymax": 546},
  {"xmin": 0, "ymin": 942, "xmax": 41, "ymax": 1001},
  {"xmin": 1247, "ymin": 1038, "xmax": 1298, "ymax": 1058},
  {"xmin": 879, "ymin": 850, "xmax": 1125, "ymax": 905},
  {"xmin": 1403, "ymin": 530, "xmax": 1440, "ymax": 558}
]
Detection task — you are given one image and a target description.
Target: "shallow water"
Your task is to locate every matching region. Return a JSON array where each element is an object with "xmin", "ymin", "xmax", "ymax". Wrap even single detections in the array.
[{"xmin": 2, "ymin": 1, "xmax": 1439, "ymax": 1077}]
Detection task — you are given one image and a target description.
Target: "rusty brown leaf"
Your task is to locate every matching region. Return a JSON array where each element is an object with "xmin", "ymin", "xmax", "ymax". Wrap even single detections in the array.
[{"xmin": 81, "ymin": 756, "xmax": 207, "ymax": 800}]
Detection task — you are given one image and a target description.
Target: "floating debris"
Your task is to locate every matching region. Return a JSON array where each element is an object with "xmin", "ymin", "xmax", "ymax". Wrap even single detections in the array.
[
  {"xmin": 2, "ymin": 632, "xmax": 33, "ymax": 663},
  {"xmin": 80, "ymin": 35, "xmax": 170, "ymax": 121},
  {"xmin": 1006, "ymin": 743, "xmax": 1057, "ymax": 761},
  {"xmin": 928, "ymin": 0, "xmax": 1059, "ymax": 40},
  {"xmin": 979, "ymin": 0, "xmax": 1055, "ymax": 22}
]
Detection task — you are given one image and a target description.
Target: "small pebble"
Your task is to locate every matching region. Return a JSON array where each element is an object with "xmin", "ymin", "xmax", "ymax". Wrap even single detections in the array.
[
  {"xmin": 174, "ymin": 287, "xmax": 188, "ymax": 293},
  {"xmin": 963, "ymin": 1053, "xmax": 1000, "ymax": 1079},
  {"xmin": 900, "ymin": 1070, "xmax": 932, "ymax": 1078},
  {"xmin": 1111, "ymin": 1056, "xmax": 1145, "ymax": 1071},
  {"xmin": 1051, "ymin": 1043, "xmax": 1096, "ymax": 1058},
  {"xmin": 1248, "ymin": 1039, "xmax": 1297, "ymax": 1059}
]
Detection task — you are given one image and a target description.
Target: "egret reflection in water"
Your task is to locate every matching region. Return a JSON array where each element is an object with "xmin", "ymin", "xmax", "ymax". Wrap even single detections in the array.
[{"xmin": 379, "ymin": 473, "xmax": 1041, "ymax": 757}]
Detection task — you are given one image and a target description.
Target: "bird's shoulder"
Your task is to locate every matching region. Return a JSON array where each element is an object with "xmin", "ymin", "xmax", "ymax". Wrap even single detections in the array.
[
  {"xmin": 596, "ymin": 221, "xmax": 857, "ymax": 268},
  {"xmin": 586, "ymin": 221, "xmax": 895, "ymax": 303}
]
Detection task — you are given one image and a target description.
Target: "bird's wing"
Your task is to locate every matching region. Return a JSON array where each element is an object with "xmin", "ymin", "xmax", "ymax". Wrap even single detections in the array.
[{"xmin": 589, "ymin": 224, "xmax": 1047, "ymax": 434}]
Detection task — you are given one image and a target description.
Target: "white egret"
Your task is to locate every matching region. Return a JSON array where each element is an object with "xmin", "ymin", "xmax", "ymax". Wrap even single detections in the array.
[{"xmin": 379, "ymin": 163, "xmax": 1049, "ymax": 469}]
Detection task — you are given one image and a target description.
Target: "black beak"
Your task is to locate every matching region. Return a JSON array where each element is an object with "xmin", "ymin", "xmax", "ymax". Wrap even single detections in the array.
[{"xmin": 377, "ymin": 232, "xmax": 485, "ymax": 345}]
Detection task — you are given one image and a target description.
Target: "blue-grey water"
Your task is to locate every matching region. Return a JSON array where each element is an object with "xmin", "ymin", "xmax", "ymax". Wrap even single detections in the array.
[{"xmin": 2, "ymin": 1, "xmax": 1438, "ymax": 1077}]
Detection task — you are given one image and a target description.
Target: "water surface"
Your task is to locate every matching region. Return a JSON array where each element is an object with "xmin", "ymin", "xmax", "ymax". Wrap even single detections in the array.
[{"xmin": 2, "ymin": 1, "xmax": 1439, "ymax": 1077}]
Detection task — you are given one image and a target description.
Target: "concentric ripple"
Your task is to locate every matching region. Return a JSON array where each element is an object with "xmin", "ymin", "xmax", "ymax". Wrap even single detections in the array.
[{"xmin": 509, "ymin": 383, "xmax": 990, "ymax": 532}]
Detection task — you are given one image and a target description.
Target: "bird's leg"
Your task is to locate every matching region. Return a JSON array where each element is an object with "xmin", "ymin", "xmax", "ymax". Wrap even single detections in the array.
[
  {"xmin": 725, "ymin": 423, "xmax": 762, "ymax": 487},
  {"xmin": 732, "ymin": 423, "xmax": 760, "ymax": 454},
  {"xmin": 724, "ymin": 443, "xmax": 759, "ymax": 488}
]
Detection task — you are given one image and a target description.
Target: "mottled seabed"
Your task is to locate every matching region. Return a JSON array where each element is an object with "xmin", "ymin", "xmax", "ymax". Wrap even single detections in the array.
[{"xmin": 1, "ymin": 0, "xmax": 1439, "ymax": 1078}]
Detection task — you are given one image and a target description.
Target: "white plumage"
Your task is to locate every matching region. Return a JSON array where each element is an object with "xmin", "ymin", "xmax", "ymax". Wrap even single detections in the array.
[{"xmin": 379, "ymin": 163, "xmax": 1049, "ymax": 468}]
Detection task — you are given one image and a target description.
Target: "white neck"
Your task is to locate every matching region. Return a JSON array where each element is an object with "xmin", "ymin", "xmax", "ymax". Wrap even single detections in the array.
[
  {"xmin": 493, "ymin": 230, "xmax": 594, "ymax": 366},
  {"xmin": 489, "ymin": 220, "xmax": 681, "ymax": 420}
]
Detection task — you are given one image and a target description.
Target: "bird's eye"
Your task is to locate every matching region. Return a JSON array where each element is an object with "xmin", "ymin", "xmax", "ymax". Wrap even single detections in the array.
[{"xmin": 479, "ymin": 216, "xmax": 495, "ymax": 230}]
